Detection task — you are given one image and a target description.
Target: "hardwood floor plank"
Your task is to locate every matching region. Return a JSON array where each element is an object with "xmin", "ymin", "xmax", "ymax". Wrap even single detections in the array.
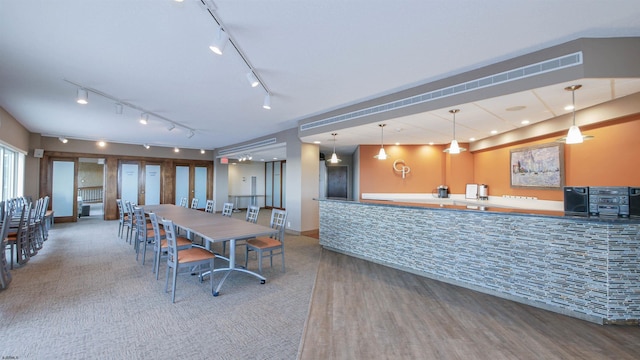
[{"xmin": 299, "ymin": 249, "xmax": 640, "ymax": 359}]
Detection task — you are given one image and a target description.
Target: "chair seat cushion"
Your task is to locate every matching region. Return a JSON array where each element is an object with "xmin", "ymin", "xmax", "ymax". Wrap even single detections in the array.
[
  {"xmin": 178, "ymin": 248, "xmax": 215, "ymax": 263},
  {"xmin": 160, "ymin": 237, "xmax": 191, "ymax": 249},
  {"xmin": 147, "ymin": 228, "xmax": 166, "ymax": 238},
  {"xmin": 247, "ymin": 237, "xmax": 282, "ymax": 250}
]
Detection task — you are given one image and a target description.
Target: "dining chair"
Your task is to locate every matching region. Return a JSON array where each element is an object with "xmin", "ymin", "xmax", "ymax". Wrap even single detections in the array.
[
  {"xmin": 222, "ymin": 205, "xmax": 260, "ymax": 256},
  {"xmin": 6, "ymin": 203, "xmax": 31, "ymax": 269},
  {"xmin": 245, "ymin": 209, "xmax": 287, "ymax": 274},
  {"xmin": 190, "ymin": 198, "xmax": 199, "ymax": 209},
  {"xmin": 123, "ymin": 201, "xmax": 135, "ymax": 244},
  {"xmin": 0, "ymin": 207, "xmax": 14, "ymax": 289},
  {"xmin": 116, "ymin": 199, "xmax": 126, "ymax": 238},
  {"xmin": 162, "ymin": 219, "xmax": 215, "ymax": 303},
  {"xmin": 134, "ymin": 206, "xmax": 165, "ymax": 265},
  {"xmin": 204, "ymin": 199, "xmax": 215, "ymax": 213},
  {"xmin": 221, "ymin": 202, "xmax": 233, "ymax": 217},
  {"xmin": 179, "ymin": 197, "xmax": 188, "ymax": 208},
  {"xmin": 150, "ymin": 212, "xmax": 192, "ymax": 280}
]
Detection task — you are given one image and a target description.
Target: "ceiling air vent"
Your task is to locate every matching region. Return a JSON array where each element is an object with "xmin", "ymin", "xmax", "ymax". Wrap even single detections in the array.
[
  {"xmin": 300, "ymin": 51, "xmax": 583, "ymax": 132},
  {"xmin": 218, "ymin": 137, "xmax": 277, "ymax": 156}
]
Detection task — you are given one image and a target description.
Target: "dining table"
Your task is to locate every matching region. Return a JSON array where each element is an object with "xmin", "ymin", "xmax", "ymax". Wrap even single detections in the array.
[{"xmin": 143, "ymin": 204, "xmax": 276, "ymax": 296}]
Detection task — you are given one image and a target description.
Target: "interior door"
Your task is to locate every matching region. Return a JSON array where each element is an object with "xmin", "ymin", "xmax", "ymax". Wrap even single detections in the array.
[
  {"xmin": 51, "ymin": 159, "xmax": 77, "ymax": 222},
  {"xmin": 120, "ymin": 162, "xmax": 140, "ymax": 205},
  {"xmin": 144, "ymin": 164, "xmax": 162, "ymax": 205}
]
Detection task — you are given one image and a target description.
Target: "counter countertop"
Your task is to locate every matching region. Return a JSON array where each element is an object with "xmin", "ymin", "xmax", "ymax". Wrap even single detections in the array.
[{"xmin": 317, "ymin": 197, "xmax": 640, "ymax": 224}]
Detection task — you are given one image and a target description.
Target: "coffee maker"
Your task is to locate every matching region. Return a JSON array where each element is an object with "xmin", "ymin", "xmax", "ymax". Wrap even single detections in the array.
[{"xmin": 437, "ymin": 185, "xmax": 449, "ymax": 198}]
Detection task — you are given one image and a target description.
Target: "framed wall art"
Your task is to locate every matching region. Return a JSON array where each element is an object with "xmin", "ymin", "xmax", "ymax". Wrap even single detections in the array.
[{"xmin": 510, "ymin": 143, "xmax": 565, "ymax": 189}]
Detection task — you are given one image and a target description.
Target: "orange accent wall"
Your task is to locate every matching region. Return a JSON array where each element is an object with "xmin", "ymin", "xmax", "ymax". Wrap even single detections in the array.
[{"xmin": 359, "ymin": 115, "xmax": 640, "ymax": 201}]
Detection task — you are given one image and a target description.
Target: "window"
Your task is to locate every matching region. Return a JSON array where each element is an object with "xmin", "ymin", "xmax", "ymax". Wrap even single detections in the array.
[{"xmin": 0, "ymin": 143, "xmax": 25, "ymax": 201}]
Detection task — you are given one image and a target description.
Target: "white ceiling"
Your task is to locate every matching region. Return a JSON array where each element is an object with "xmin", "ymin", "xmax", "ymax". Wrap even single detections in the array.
[{"xmin": 1, "ymin": 1, "xmax": 640, "ymax": 161}]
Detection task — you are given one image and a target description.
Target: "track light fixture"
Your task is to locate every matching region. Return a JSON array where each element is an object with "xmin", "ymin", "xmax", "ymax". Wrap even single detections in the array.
[
  {"xmin": 443, "ymin": 109, "xmax": 466, "ymax": 154},
  {"xmin": 246, "ymin": 71, "xmax": 259, "ymax": 87},
  {"xmin": 200, "ymin": 7, "xmax": 272, "ymax": 109},
  {"xmin": 174, "ymin": 147, "xmax": 180, "ymax": 153},
  {"xmin": 139, "ymin": 113, "xmax": 149, "ymax": 125},
  {"xmin": 64, "ymin": 80, "xmax": 196, "ymax": 139},
  {"xmin": 58, "ymin": 136, "xmax": 68, "ymax": 144},
  {"xmin": 76, "ymin": 88, "xmax": 88, "ymax": 104},
  {"xmin": 263, "ymin": 93, "xmax": 271, "ymax": 110},
  {"xmin": 209, "ymin": 26, "xmax": 228, "ymax": 55},
  {"xmin": 143, "ymin": 144, "xmax": 150, "ymax": 149},
  {"xmin": 374, "ymin": 124, "xmax": 387, "ymax": 160}
]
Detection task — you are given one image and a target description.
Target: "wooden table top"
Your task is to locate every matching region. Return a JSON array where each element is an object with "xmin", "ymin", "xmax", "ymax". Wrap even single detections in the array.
[{"xmin": 143, "ymin": 204, "xmax": 275, "ymax": 243}]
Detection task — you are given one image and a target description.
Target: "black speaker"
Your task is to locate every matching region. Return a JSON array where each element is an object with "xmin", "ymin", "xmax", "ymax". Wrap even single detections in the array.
[
  {"xmin": 630, "ymin": 187, "xmax": 640, "ymax": 217},
  {"xmin": 564, "ymin": 186, "xmax": 589, "ymax": 216}
]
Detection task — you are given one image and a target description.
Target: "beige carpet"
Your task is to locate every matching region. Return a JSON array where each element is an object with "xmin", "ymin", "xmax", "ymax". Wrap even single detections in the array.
[{"xmin": 0, "ymin": 213, "xmax": 321, "ymax": 359}]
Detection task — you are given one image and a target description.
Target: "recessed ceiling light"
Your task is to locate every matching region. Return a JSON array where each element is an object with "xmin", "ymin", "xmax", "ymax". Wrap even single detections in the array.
[
  {"xmin": 506, "ymin": 105, "xmax": 526, "ymax": 111},
  {"xmin": 174, "ymin": 147, "xmax": 179, "ymax": 153},
  {"xmin": 200, "ymin": 149, "xmax": 205, "ymax": 154},
  {"xmin": 313, "ymin": 141, "xmax": 321, "ymax": 144},
  {"xmin": 491, "ymin": 130, "xmax": 498, "ymax": 135},
  {"xmin": 428, "ymin": 142, "xmax": 434, "ymax": 146},
  {"xmin": 395, "ymin": 142, "xmax": 400, "ymax": 146},
  {"xmin": 273, "ymin": 157, "xmax": 278, "ymax": 160},
  {"xmin": 521, "ymin": 120, "xmax": 530, "ymax": 125},
  {"xmin": 469, "ymin": 137, "xmax": 475, "ymax": 142},
  {"xmin": 97, "ymin": 141, "xmax": 106, "ymax": 147},
  {"xmin": 564, "ymin": 105, "xmax": 574, "ymax": 111}
]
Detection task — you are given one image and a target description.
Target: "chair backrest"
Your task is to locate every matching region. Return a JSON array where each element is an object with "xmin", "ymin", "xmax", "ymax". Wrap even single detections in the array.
[
  {"xmin": 190, "ymin": 198, "xmax": 199, "ymax": 209},
  {"xmin": 148, "ymin": 213, "xmax": 163, "ymax": 246},
  {"xmin": 221, "ymin": 202, "xmax": 233, "ymax": 217},
  {"xmin": 204, "ymin": 199, "xmax": 215, "ymax": 213},
  {"xmin": 116, "ymin": 199, "xmax": 124, "ymax": 218},
  {"xmin": 0, "ymin": 207, "xmax": 14, "ymax": 247},
  {"xmin": 245, "ymin": 206, "xmax": 260, "ymax": 224},
  {"xmin": 269, "ymin": 209, "xmax": 287, "ymax": 241},
  {"xmin": 179, "ymin": 197, "xmax": 188, "ymax": 207},
  {"xmin": 133, "ymin": 206, "xmax": 147, "ymax": 239},
  {"xmin": 162, "ymin": 219, "xmax": 179, "ymax": 268}
]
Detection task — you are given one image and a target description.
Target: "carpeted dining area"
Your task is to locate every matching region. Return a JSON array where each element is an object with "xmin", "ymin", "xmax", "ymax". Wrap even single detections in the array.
[{"xmin": 0, "ymin": 213, "xmax": 321, "ymax": 359}]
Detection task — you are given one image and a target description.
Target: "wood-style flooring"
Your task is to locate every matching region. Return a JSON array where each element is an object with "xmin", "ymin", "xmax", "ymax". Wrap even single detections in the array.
[{"xmin": 299, "ymin": 249, "xmax": 640, "ymax": 359}]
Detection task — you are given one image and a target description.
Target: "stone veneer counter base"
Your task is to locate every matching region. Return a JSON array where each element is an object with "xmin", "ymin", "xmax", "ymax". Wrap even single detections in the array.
[{"xmin": 318, "ymin": 199, "xmax": 640, "ymax": 324}]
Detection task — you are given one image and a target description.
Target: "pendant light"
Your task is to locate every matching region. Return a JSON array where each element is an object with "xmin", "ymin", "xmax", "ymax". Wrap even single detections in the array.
[
  {"xmin": 329, "ymin": 133, "xmax": 341, "ymax": 164},
  {"xmin": 559, "ymin": 84, "xmax": 594, "ymax": 144},
  {"xmin": 374, "ymin": 124, "xmax": 387, "ymax": 160},
  {"xmin": 443, "ymin": 109, "xmax": 466, "ymax": 154},
  {"xmin": 76, "ymin": 88, "xmax": 88, "ymax": 104}
]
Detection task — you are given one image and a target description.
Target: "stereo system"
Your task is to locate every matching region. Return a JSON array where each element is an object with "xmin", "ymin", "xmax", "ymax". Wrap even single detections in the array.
[{"xmin": 564, "ymin": 186, "xmax": 640, "ymax": 218}]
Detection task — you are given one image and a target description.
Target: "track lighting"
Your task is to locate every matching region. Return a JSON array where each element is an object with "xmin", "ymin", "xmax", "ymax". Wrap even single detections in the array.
[
  {"xmin": 139, "ymin": 113, "xmax": 149, "ymax": 125},
  {"xmin": 374, "ymin": 124, "xmax": 387, "ymax": 160},
  {"xmin": 209, "ymin": 26, "xmax": 228, "ymax": 55},
  {"xmin": 444, "ymin": 109, "xmax": 466, "ymax": 154},
  {"xmin": 76, "ymin": 88, "xmax": 88, "ymax": 104},
  {"xmin": 187, "ymin": 130, "xmax": 195, "ymax": 139},
  {"xmin": 263, "ymin": 93, "xmax": 271, "ymax": 110},
  {"xmin": 143, "ymin": 144, "xmax": 150, "ymax": 149},
  {"xmin": 59, "ymin": 136, "xmax": 68, "ymax": 144},
  {"xmin": 246, "ymin": 71, "xmax": 259, "ymax": 87}
]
